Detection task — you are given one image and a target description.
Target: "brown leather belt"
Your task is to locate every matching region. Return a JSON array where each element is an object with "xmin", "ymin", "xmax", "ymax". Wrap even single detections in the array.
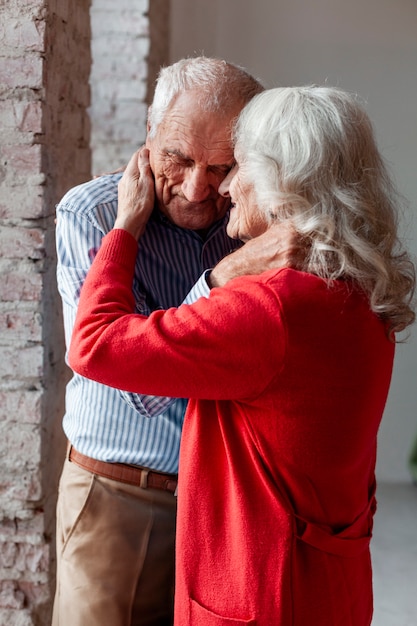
[{"xmin": 68, "ymin": 445, "xmax": 178, "ymax": 495}]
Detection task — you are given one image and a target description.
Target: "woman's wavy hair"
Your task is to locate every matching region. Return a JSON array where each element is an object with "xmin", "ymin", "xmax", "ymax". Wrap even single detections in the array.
[
  {"xmin": 234, "ymin": 86, "xmax": 415, "ymax": 336},
  {"xmin": 147, "ymin": 56, "xmax": 264, "ymax": 139}
]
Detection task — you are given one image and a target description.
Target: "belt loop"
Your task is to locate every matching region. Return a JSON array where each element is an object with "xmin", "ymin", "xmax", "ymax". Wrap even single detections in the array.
[{"xmin": 140, "ymin": 469, "xmax": 149, "ymax": 489}]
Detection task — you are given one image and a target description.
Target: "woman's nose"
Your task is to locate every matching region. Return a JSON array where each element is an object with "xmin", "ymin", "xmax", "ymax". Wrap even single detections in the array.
[{"xmin": 218, "ymin": 168, "xmax": 234, "ymax": 198}]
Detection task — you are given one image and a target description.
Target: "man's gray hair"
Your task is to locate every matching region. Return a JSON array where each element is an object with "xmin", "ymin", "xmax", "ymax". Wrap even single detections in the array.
[{"xmin": 147, "ymin": 56, "xmax": 264, "ymax": 138}]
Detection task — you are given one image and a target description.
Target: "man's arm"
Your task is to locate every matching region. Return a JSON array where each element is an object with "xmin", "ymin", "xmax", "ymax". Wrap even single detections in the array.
[
  {"xmin": 56, "ymin": 185, "xmax": 178, "ymax": 419},
  {"xmin": 56, "ymin": 202, "xmax": 104, "ymax": 347}
]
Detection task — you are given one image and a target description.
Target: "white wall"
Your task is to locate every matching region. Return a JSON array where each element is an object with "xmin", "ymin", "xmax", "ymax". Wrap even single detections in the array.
[{"xmin": 170, "ymin": 0, "xmax": 417, "ymax": 482}]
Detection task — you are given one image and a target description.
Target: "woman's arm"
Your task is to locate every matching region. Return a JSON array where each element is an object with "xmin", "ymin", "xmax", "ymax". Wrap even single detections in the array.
[{"xmin": 68, "ymin": 228, "xmax": 285, "ymax": 400}]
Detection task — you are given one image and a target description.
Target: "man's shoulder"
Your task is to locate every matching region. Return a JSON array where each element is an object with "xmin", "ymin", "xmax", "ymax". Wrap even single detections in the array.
[{"xmin": 58, "ymin": 173, "xmax": 123, "ymax": 215}]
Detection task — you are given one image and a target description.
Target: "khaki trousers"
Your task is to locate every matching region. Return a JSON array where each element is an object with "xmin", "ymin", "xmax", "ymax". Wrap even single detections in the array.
[{"xmin": 52, "ymin": 457, "xmax": 177, "ymax": 626}]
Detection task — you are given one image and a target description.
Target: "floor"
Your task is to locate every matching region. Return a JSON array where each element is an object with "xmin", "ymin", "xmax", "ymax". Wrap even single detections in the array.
[{"xmin": 371, "ymin": 482, "xmax": 417, "ymax": 626}]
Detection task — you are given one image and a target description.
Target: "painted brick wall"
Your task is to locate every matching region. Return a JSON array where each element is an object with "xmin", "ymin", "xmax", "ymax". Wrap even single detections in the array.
[
  {"xmin": 0, "ymin": 0, "xmax": 169, "ymax": 621},
  {"xmin": 90, "ymin": 0, "xmax": 149, "ymax": 174},
  {"xmin": 89, "ymin": 0, "xmax": 170, "ymax": 174},
  {"xmin": 0, "ymin": 0, "xmax": 91, "ymax": 623}
]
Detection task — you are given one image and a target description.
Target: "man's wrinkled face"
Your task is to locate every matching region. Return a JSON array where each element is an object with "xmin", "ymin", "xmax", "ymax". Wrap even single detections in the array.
[{"xmin": 146, "ymin": 91, "xmax": 241, "ymax": 233}]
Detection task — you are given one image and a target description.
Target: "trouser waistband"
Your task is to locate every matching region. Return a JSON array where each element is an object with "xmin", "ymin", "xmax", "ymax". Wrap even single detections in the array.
[{"xmin": 68, "ymin": 444, "xmax": 178, "ymax": 495}]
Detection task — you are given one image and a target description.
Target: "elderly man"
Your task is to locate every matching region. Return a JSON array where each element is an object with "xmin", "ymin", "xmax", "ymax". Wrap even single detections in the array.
[{"xmin": 53, "ymin": 57, "xmax": 264, "ymax": 626}]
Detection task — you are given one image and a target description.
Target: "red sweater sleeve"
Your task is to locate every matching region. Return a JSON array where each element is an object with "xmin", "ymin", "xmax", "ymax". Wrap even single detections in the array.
[{"xmin": 69, "ymin": 229, "xmax": 286, "ymax": 400}]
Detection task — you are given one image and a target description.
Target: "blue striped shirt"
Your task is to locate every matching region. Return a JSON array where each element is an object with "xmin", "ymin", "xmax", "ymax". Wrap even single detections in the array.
[{"xmin": 56, "ymin": 173, "xmax": 241, "ymax": 472}]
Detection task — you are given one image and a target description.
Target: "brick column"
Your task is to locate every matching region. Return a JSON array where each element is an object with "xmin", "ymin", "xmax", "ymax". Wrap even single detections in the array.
[
  {"xmin": 89, "ymin": 0, "xmax": 170, "ymax": 174},
  {"xmin": 89, "ymin": 0, "xmax": 149, "ymax": 174},
  {"xmin": 0, "ymin": 1, "xmax": 91, "ymax": 624}
]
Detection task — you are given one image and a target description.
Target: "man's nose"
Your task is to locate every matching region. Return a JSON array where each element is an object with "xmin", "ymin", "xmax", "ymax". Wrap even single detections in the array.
[{"xmin": 182, "ymin": 167, "xmax": 211, "ymax": 202}]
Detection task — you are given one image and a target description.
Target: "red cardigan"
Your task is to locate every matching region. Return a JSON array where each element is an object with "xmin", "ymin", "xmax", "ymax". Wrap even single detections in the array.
[{"xmin": 69, "ymin": 229, "xmax": 395, "ymax": 626}]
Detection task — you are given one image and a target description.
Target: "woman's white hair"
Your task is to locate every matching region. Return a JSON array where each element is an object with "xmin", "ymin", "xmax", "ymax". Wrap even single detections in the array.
[
  {"xmin": 234, "ymin": 86, "xmax": 415, "ymax": 335},
  {"xmin": 147, "ymin": 56, "xmax": 264, "ymax": 138}
]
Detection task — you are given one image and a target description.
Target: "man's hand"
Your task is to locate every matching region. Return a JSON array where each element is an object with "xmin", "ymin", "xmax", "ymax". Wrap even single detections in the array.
[
  {"xmin": 209, "ymin": 222, "xmax": 305, "ymax": 288},
  {"xmin": 114, "ymin": 147, "xmax": 155, "ymax": 240}
]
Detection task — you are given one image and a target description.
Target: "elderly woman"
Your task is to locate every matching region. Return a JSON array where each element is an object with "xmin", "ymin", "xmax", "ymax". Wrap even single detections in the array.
[{"xmin": 68, "ymin": 86, "xmax": 415, "ymax": 626}]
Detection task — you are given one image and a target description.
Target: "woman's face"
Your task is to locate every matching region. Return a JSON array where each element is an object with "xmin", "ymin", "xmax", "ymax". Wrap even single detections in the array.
[{"xmin": 219, "ymin": 154, "xmax": 269, "ymax": 242}]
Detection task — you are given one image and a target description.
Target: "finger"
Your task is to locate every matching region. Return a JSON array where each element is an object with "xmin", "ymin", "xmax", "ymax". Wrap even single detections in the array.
[
  {"xmin": 138, "ymin": 147, "xmax": 154, "ymax": 184},
  {"xmin": 138, "ymin": 147, "xmax": 151, "ymax": 173},
  {"xmin": 139, "ymin": 146, "xmax": 150, "ymax": 163},
  {"xmin": 123, "ymin": 149, "xmax": 141, "ymax": 180}
]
